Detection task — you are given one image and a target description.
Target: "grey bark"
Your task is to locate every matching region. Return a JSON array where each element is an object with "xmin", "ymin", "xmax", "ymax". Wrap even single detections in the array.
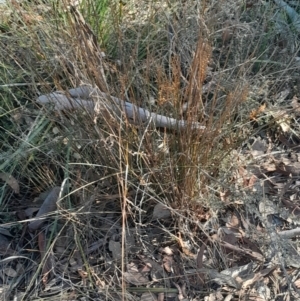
[{"xmin": 36, "ymin": 86, "xmax": 205, "ymax": 131}]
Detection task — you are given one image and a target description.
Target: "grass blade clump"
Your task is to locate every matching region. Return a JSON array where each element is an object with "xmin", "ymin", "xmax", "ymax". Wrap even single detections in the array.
[{"xmin": 1, "ymin": 0, "xmax": 300, "ymax": 300}]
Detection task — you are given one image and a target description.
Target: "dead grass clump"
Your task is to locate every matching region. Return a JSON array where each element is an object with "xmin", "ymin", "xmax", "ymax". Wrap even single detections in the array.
[{"xmin": 1, "ymin": 0, "xmax": 300, "ymax": 300}]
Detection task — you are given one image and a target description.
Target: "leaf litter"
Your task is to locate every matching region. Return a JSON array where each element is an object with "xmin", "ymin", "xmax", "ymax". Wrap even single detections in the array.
[{"xmin": 3, "ymin": 140, "xmax": 300, "ymax": 300}]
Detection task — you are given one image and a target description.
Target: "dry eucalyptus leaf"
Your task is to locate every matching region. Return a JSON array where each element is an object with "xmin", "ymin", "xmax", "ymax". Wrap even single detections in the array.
[
  {"xmin": 157, "ymin": 293, "xmax": 164, "ymax": 301},
  {"xmin": 206, "ymin": 291, "xmax": 224, "ymax": 301},
  {"xmin": 3, "ymin": 267, "xmax": 17, "ymax": 278},
  {"xmin": 141, "ymin": 258, "xmax": 164, "ymax": 282},
  {"xmin": 69, "ymin": 258, "xmax": 77, "ymax": 267},
  {"xmin": 162, "ymin": 255, "xmax": 174, "ymax": 273},
  {"xmin": 124, "ymin": 262, "xmax": 150, "ymax": 285},
  {"xmin": 259, "ymin": 199, "xmax": 278, "ymax": 217},
  {"xmin": 269, "ymin": 109, "xmax": 291, "ymax": 133},
  {"xmin": 162, "ymin": 246, "xmax": 173, "ymax": 255},
  {"xmin": 208, "ymin": 269, "xmax": 239, "ymax": 288},
  {"xmin": 123, "ymin": 271, "xmax": 149, "ymax": 285},
  {"xmin": 16, "ymin": 262, "xmax": 25, "ymax": 276},
  {"xmin": 73, "ymin": 152, "xmax": 81, "ymax": 159},
  {"xmin": 250, "ymin": 138, "xmax": 267, "ymax": 158},
  {"xmin": 127, "ymin": 262, "xmax": 139, "ymax": 272},
  {"xmin": 222, "ymin": 262, "xmax": 254, "ymax": 282},
  {"xmin": 109, "ymin": 240, "xmax": 122, "ymax": 261},
  {"xmin": 278, "ymin": 162, "xmax": 300, "ymax": 175},
  {"xmin": 0, "ymin": 173, "xmax": 19, "ymax": 194},
  {"xmin": 126, "ymin": 229, "xmax": 137, "ymax": 253},
  {"xmin": 141, "ymin": 292, "xmax": 157, "ymax": 301},
  {"xmin": 28, "ymin": 186, "xmax": 61, "ymax": 231},
  {"xmin": 294, "ymin": 278, "xmax": 300, "ymax": 288},
  {"xmin": 152, "ymin": 203, "xmax": 171, "ymax": 220}
]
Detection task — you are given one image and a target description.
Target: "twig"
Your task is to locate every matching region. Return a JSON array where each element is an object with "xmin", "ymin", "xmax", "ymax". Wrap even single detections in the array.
[{"xmin": 278, "ymin": 227, "xmax": 300, "ymax": 239}]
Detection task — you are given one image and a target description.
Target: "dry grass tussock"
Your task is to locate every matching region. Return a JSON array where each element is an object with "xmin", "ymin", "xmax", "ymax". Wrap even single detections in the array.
[{"xmin": 1, "ymin": 0, "xmax": 300, "ymax": 300}]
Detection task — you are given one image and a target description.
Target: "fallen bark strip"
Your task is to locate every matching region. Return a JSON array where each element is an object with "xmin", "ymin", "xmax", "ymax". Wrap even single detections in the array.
[{"xmin": 37, "ymin": 86, "xmax": 205, "ymax": 131}]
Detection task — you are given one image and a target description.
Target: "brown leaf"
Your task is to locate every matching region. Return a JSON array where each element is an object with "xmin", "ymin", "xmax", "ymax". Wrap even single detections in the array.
[
  {"xmin": 78, "ymin": 269, "xmax": 88, "ymax": 286},
  {"xmin": 161, "ymin": 246, "xmax": 173, "ymax": 256},
  {"xmin": 139, "ymin": 263, "xmax": 152, "ymax": 273},
  {"xmin": 177, "ymin": 232, "xmax": 196, "ymax": 258},
  {"xmin": 157, "ymin": 293, "xmax": 164, "ymax": 301},
  {"xmin": 173, "ymin": 282, "xmax": 187, "ymax": 300},
  {"xmin": 242, "ymin": 266, "xmax": 277, "ymax": 289},
  {"xmin": 0, "ymin": 173, "xmax": 19, "ymax": 194},
  {"xmin": 249, "ymin": 104, "xmax": 266, "ymax": 120},
  {"xmin": 276, "ymin": 161, "xmax": 300, "ymax": 176},
  {"xmin": 123, "ymin": 271, "xmax": 149, "ymax": 285},
  {"xmin": 140, "ymin": 292, "xmax": 157, "ymax": 301},
  {"xmin": 140, "ymin": 257, "xmax": 165, "ymax": 282},
  {"xmin": 247, "ymin": 174, "xmax": 258, "ymax": 189},
  {"xmin": 294, "ymin": 278, "xmax": 300, "ymax": 288},
  {"xmin": 124, "ymin": 262, "xmax": 150, "ymax": 285},
  {"xmin": 78, "ymin": 269, "xmax": 88, "ymax": 279},
  {"xmin": 162, "ymin": 255, "xmax": 173, "ymax": 273}
]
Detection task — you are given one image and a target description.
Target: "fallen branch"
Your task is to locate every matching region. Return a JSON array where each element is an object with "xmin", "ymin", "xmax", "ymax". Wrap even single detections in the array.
[
  {"xmin": 36, "ymin": 86, "xmax": 205, "ymax": 131},
  {"xmin": 278, "ymin": 227, "xmax": 300, "ymax": 239}
]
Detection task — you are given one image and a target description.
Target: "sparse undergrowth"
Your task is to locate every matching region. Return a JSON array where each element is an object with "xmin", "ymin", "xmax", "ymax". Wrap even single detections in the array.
[{"xmin": 1, "ymin": 0, "xmax": 300, "ymax": 300}]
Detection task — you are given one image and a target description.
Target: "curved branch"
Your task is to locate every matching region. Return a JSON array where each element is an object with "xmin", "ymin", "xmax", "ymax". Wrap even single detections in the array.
[{"xmin": 37, "ymin": 86, "xmax": 205, "ymax": 131}]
